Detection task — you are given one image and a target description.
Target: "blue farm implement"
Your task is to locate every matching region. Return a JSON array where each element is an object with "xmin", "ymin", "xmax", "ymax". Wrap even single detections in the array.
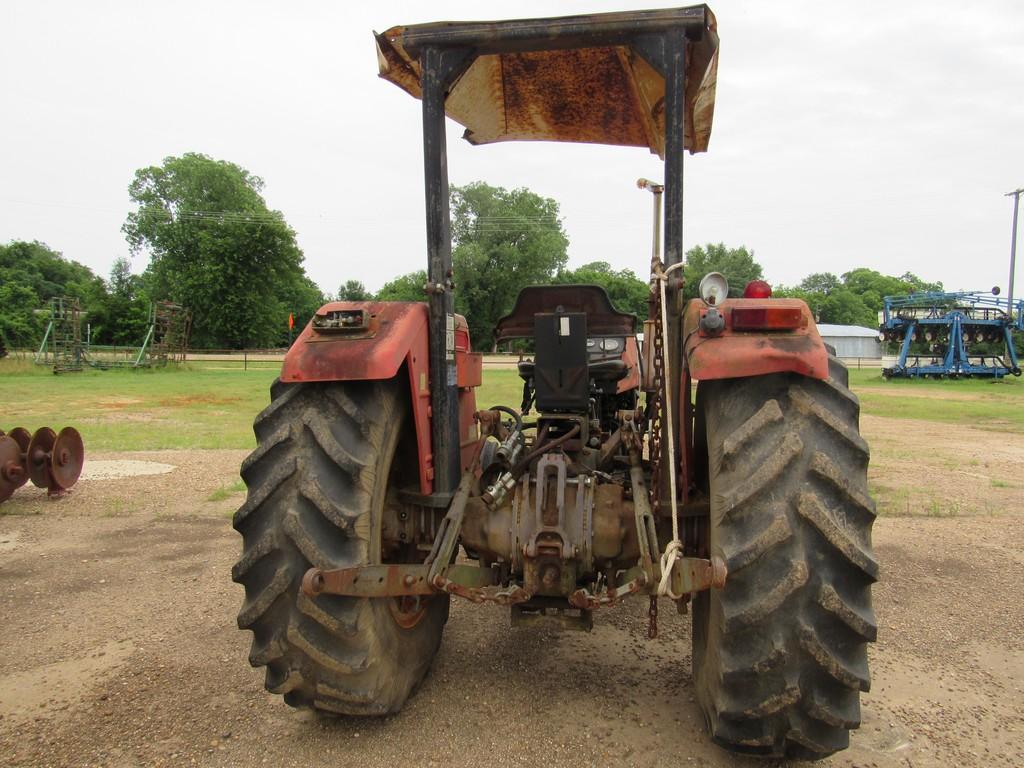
[{"xmin": 879, "ymin": 291, "xmax": 1023, "ymax": 378}]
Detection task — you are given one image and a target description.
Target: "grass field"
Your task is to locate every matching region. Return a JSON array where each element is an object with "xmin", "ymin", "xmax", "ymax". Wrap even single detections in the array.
[
  {"xmin": 851, "ymin": 371, "xmax": 1024, "ymax": 431},
  {"xmin": 0, "ymin": 358, "xmax": 274, "ymax": 450},
  {"xmin": 0, "ymin": 358, "xmax": 1020, "ymax": 452}
]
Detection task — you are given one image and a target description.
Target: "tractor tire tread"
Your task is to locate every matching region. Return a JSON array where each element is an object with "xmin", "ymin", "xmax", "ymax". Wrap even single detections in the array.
[
  {"xmin": 693, "ymin": 353, "xmax": 877, "ymax": 759},
  {"xmin": 233, "ymin": 379, "xmax": 447, "ymax": 715}
]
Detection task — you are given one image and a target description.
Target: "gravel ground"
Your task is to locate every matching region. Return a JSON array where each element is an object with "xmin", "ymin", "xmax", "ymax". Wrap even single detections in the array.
[{"xmin": 0, "ymin": 446, "xmax": 1022, "ymax": 767}]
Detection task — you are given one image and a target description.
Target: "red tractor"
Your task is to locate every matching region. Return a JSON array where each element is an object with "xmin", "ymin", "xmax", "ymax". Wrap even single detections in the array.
[{"xmin": 233, "ymin": 5, "xmax": 876, "ymax": 759}]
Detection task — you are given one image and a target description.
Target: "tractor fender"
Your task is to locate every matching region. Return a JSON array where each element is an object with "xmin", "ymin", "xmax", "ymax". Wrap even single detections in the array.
[
  {"xmin": 283, "ymin": 301, "xmax": 429, "ymax": 384},
  {"xmin": 682, "ymin": 298, "xmax": 829, "ymax": 381},
  {"xmin": 282, "ymin": 301, "xmax": 481, "ymax": 494}
]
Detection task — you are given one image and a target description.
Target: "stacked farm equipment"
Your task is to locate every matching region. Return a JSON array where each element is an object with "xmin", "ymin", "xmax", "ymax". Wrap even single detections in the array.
[
  {"xmin": 880, "ymin": 291, "xmax": 1023, "ymax": 378},
  {"xmin": 0, "ymin": 426, "xmax": 85, "ymax": 503},
  {"xmin": 34, "ymin": 297, "xmax": 191, "ymax": 373}
]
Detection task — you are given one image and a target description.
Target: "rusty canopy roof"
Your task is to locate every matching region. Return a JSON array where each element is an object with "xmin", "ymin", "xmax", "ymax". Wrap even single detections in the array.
[{"xmin": 374, "ymin": 5, "xmax": 719, "ymax": 157}]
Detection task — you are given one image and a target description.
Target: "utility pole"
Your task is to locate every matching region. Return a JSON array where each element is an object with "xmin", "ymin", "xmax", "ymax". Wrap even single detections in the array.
[{"xmin": 1007, "ymin": 187, "xmax": 1023, "ymax": 324}]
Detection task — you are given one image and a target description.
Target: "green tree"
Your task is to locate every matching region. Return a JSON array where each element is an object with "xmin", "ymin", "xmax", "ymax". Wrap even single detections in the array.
[
  {"xmin": 338, "ymin": 279, "xmax": 371, "ymax": 301},
  {"xmin": 451, "ymin": 182, "xmax": 569, "ymax": 350},
  {"xmin": 0, "ymin": 281, "xmax": 41, "ymax": 349},
  {"xmin": 778, "ymin": 268, "xmax": 947, "ymax": 328},
  {"xmin": 799, "ymin": 272, "xmax": 840, "ymax": 295},
  {"xmin": 683, "ymin": 243, "xmax": 764, "ymax": 300},
  {"xmin": 555, "ymin": 261, "xmax": 649, "ymax": 321},
  {"xmin": 773, "ymin": 285, "xmax": 826, "ymax": 321},
  {"xmin": 839, "ymin": 268, "xmax": 944, "ymax": 320},
  {"xmin": 0, "ymin": 240, "xmax": 111, "ymax": 347},
  {"xmin": 818, "ymin": 288, "xmax": 876, "ymax": 326},
  {"xmin": 104, "ymin": 257, "xmax": 151, "ymax": 346},
  {"xmin": 376, "ymin": 271, "xmax": 427, "ymax": 302},
  {"xmin": 123, "ymin": 152, "xmax": 322, "ymax": 348},
  {"xmin": 276, "ymin": 274, "xmax": 326, "ymax": 345},
  {"xmin": 840, "ymin": 269, "xmax": 906, "ymax": 305},
  {"xmin": 898, "ymin": 272, "xmax": 943, "ymax": 293}
]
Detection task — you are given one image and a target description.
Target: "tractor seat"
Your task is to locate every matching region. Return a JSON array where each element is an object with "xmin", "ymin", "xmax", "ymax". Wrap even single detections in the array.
[
  {"xmin": 517, "ymin": 358, "xmax": 629, "ymax": 383},
  {"xmin": 588, "ymin": 359, "xmax": 629, "ymax": 381}
]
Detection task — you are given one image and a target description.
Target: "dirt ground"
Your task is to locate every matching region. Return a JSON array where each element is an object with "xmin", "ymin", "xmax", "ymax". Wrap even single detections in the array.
[{"xmin": 1, "ymin": 426, "xmax": 1022, "ymax": 767}]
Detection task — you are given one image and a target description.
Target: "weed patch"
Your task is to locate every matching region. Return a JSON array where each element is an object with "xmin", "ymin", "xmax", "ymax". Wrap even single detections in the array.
[{"xmin": 207, "ymin": 479, "xmax": 246, "ymax": 502}]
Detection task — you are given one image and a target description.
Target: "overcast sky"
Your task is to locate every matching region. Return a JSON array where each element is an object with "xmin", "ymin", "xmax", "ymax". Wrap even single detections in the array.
[{"xmin": 2, "ymin": 1, "xmax": 1022, "ymax": 297}]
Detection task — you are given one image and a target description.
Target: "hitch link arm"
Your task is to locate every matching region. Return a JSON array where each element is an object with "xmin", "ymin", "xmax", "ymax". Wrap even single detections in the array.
[
  {"xmin": 302, "ymin": 468, "xmax": 532, "ymax": 605},
  {"xmin": 424, "ymin": 468, "xmax": 475, "ymax": 583}
]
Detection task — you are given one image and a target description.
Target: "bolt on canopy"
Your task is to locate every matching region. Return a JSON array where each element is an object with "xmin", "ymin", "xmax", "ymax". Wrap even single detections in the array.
[{"xmin": 374, "ymin": 5, "xmax": 719, "ymax": 157}]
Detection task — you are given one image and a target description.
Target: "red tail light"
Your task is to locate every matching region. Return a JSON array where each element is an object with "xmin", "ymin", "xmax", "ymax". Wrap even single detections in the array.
[
  {"xmin": 742, "ymin": 280, "xmax": 772, "ymax": 299},
  {"xmin": 731, "ymin": 306, "xmax": 805, "ymax": 330}
]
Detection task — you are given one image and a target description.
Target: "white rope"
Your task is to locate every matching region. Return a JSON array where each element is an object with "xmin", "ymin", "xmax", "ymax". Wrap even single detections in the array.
[{"xmin": 654, "ymin": 261, "xmax": 685, "ymax": 599}]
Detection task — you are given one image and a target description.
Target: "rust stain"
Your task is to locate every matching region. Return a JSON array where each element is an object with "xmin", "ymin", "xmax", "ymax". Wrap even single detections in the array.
[
  {"xmin": 494, "ymin": 47, "xmax": 650, "ymax": 147},
  {"xmin": 374, "ymin": 6, "xmax": 719, "ymax": 157}
]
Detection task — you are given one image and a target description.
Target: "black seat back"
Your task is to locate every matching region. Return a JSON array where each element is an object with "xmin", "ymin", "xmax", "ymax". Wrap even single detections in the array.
[{"xmin": 533, "ymin": 312, "xmax": 588, "ymax": 412}]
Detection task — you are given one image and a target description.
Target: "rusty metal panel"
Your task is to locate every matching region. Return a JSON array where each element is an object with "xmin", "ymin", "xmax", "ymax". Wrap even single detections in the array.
[
  {"xmin": 302, "ymin": 564, "xmax": 436, "ymax": 598},
  {"xmin": 456, "ymin": 350, "xmax": 482, "ymax": 388},
  {"xmin": 283, "ymin": 301, "xmax": 430, "ymax": 495},
  {"xmin": 282, "ymin": 301, "xmax": 428, "ymax": 383},
  {"xmin": 282, "ymin": 301, "xmax": 482, "ymax": 496},
  {"xmin": 617, "ymin": 335, "xmax": 641, "ymax": 395},
  {"xmin": 374, "ymin": 5, "xmax": 719, "ymax": 157}
]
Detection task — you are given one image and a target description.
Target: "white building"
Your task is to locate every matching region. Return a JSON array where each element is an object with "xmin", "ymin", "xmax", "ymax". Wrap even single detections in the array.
[{"xmin": 816, "ymin": 324, "xmax": 882, "ymax": 359}]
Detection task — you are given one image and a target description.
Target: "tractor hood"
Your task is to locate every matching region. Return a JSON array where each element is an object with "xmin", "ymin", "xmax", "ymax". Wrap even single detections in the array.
[{"xmin": 375, "ymin": 5, "xmax": 719, "ymax": 157}]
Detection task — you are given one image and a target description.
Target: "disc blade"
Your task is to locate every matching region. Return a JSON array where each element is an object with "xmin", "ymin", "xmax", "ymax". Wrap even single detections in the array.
[
  {"xmin": 50, "ymin": 427, "xmax": 85, "ymax": 490},
  {"xmin": 26, "ymin": 427, "xmax": 56, "ymax": 489},
  {"xmin": 7, "ymin": 427, "xmax": 31, "ymax": 454},
  {"xmin": 0, "ymin": 436, "xmax": 23, "ymax": 501}
]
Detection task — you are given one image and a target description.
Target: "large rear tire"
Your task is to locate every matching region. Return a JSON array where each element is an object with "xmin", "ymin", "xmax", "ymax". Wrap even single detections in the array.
[
  {"xmin": 692, "ymin": 356, "xmax": 877, "ymax": 758},
  {"xmin": 232, "ymin": 378, "xmax": 448, "ymax": 714}
]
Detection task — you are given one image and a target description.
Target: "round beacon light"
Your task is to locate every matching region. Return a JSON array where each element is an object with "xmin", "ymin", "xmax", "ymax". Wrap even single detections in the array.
[
  {"xmin": 742, "ymin": 280, "xmax": 772, "ymax": 299},
  {"xmin": 698, "ymin": 272, "xmax": 729, "ymax": 305}
]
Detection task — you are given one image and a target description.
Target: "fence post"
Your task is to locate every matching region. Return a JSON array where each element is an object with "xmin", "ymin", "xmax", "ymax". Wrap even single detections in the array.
[{"xmin": 244, "ymin": 350, "xmax": 248, "ymax": 371}]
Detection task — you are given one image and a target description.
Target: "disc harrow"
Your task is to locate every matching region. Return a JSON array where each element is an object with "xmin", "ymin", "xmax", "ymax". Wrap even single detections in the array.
[{"xmin": 0, "ymin": 426, "xmax": 85, "ymax": 503}]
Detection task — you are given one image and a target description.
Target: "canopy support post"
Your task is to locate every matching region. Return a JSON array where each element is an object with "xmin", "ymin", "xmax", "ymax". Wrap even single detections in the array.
[
  {"xmin": 662, "ymin": 30, "xmax": 688, "ymax": 510},
  {"xmin": 421, "ymin": 46, "xmax": 474, "ymax": 497}
]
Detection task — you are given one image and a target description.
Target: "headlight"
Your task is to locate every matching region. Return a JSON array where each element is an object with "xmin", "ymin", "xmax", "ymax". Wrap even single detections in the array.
[
  {"xmin": 699, "ymin": 272, "xmax": 729, "ymax": 305},
  {"xmin": 601, "ymin": 338, "xmax": 621, "ymax": 352}
]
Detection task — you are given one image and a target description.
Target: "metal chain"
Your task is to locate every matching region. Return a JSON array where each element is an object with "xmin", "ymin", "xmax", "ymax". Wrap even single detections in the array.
[
  {"xmin": 651, "ymin": 261, "xmax": 685, "ymax": 601},
  {"xmin": 648, "ymin": 275, "xmax": 665, "ymax": 515},
  {"xmin": 646, "ymin": 266, "xmax": 667, "ymax": 641},
  {"xmin": 648, "ymin": 595, "xmax": 659, "ymax": 639}
]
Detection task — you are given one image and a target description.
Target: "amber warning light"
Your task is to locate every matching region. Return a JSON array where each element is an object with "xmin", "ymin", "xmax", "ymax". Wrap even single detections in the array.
[{"xmin": 730, "ymin": 306, "xmax": 805, "ymax": 331}]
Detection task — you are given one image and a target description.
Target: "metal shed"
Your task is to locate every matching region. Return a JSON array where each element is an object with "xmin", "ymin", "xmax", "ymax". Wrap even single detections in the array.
[{"xmin": 817, "ymin": 324, "xmax": 882, "ymax": 359}]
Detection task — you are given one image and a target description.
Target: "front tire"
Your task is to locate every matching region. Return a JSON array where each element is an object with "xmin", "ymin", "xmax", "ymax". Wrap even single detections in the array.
[
  {"xmin": 232, "ymin": 378, "xmax": 448, "ymax": 714},
  {"xmin": 692, "ymin": 356, "xmax": 878, "ymax": 758}
]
